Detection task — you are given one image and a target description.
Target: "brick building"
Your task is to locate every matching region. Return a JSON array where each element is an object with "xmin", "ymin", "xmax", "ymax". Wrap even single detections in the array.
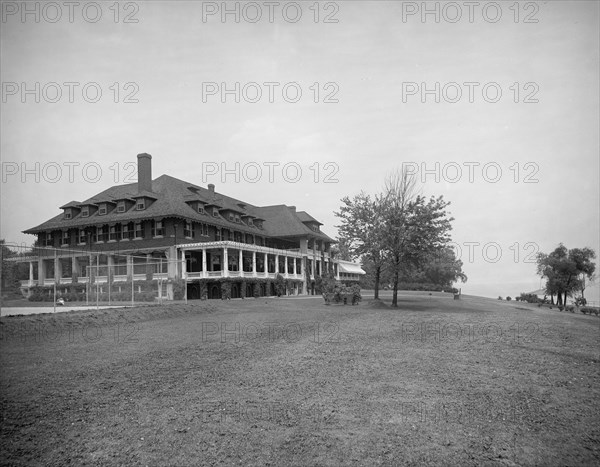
[{"xmin": 16, "ymin": 153, "xmax": 364, "ymax": 299}]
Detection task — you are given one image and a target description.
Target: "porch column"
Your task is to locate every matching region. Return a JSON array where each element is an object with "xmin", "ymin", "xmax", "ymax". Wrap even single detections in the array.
[
  {"xmin": 264, "ymin": 252, "xmax": 268, "ymax": 276},
  {"xmin": 55, "ymin": 256, "xmax": 62, "ymax": 285},
  {"xmin": 275, "ymin": 254, "xmax": 279, "ymax": 274},
  {"xmin": 293, "ymin": 257, "xmax": 297, "ymax": 277},
  {"xmin": 181, "ymin": 250, "xmax": 187, "ymax": 279},
  {"xmin": 146, "ymin": 253, "xmax": 153, "ymax": 280},
  {"xmin": 239, "ymin": 249, "xmax": 243, "ymax": 275},
  {"xmin": 167, "ymin": 246, "xmax": 178, "ymax": 279},
  {"xmin": 72, "ymin": 256, "xmax": 81, "ymax": 282},
  {"xmin": 252, "ymin": 251, "xmax": 257, "ymax": 277},
  {"xmin": 335, "ymin": 263, "xmax": 340, "ymax": 280},
  {"xmin": 311, "ymin": 256, "xmax": 315, "ymax": 278},
  {"xmin": 223, "ymin": 247, "xmax": 229, "ymax": 277},
  {"xmin": 126, "ymin": 255, "xmax": 133, "ymax": 281},
  {"xmin": 107, "ymin": 254, "xmax": 115, "ymax": 281},
  {"xmin": 302, "ymin": 257, "xmax": 308, "ymax": 295},
  {"xmin": 284, "ymin": 255, "xmax": 289, "ymax": 278},
  {"xmin": 202, "ymin": 248, "xmax": 207, "ymax": 278},
  {"xmin": 29, "ymin": 261, "xmax": 34, "ymax": 286}
]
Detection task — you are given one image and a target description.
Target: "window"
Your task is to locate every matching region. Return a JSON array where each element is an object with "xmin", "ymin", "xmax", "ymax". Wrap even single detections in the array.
[
  {"xmin": 117, "ymin": 201, "xmax": 126, "ymax": 213},
  {"xmin": 79, "ymin": 229, "xmax": 87, "ymax": 244},
  {"xmin": 216, "ymin": 229, "xmax": 222, "ymax": 241},
  {"xmin": 184, "ymin": 221, "xmax": 193, "ymax": 238},
  {"xmin": 81, "ymin": 206, "xmax": 89, "ymax": 217},
  {"xmin": 235, "ymin": 215, "xmax": 241, "ymax": 223},
  {"xmin": 203, "ymin": 223, "xmax": 209, "ymax": 236},
  {"xmin": 109, "ymin": 225, "xmax": 120, "ymax": 241},
  {"xmin": 134, "ymin": 222, "xmax": 143, "ymax": 239},
  {"xmin": 121, "ymin": 223, "xmax": 132, "ymax": 240},
  {"xmin": 213, "ymin": 208, "xmax": 219, "ymax": 217},
  {"xmin": 248, "ymin": 218, "xmax": 253, "ymax": 226},
  {"xmin": 136, "ymin": 199, "xmax": 145, "ymax": 211},
  {"xmin": 96, "ymin": 226, "xmax": 105, "ymax": 242},
  {"xmin": 229, "ymin": 213, "xmax": 235, "ymax": 222},
  {"xmin": 152, "ymin": 220, "xmax": 164, "ymax": 237},
  {"xmin": 98, "ymin": 205, "xmax": 107, "ymax": 215},
  {"xmin": 64, "ymin": 210, "xmax": 72, "ymax": 219},
  {"xmin": 198, "ymin": 205, "xmax": 205, "ymax": 214},
  {"xmin": 44, "ymin": 232, "xmax": 52, "ymax": 246},
  {"xmin": 62, "ymin": 231, "xmax": 69, "ymax": 245}
]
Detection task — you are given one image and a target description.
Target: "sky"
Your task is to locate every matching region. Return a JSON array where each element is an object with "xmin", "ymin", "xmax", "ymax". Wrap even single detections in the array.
[{"xmin": 1, "ymin": 0, "xmax": 599, "ymax": 301}]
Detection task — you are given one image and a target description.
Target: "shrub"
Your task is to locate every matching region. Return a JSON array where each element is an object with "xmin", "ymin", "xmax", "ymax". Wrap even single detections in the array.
[
  {"xmin": 253, "ymin": 283, "xmax": 260, "ymax": 299},
  {"xmin": 575, "ymin": 297, "xmax": 587, "ymax": 307},
  {"xmin": 506, "ymin": 296, "xmax": 512, "ymax": 301},
  {"xmin": 221, "ymin": 282, "xmax": 231, "ymax": 300},
  {"xmin": 171, "ymin": 279, "xmax": 186, "ymax": 300},
  {"xmin": 498, "ymin": 296, "xmax": 503, "ymax": 300},
  {"xmin": 518, "ymin": 293, "xmax": 539, "ymax": 303}
]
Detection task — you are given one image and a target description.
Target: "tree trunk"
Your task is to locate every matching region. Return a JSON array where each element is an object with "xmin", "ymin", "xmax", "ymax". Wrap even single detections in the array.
[
  {"xmin": 374, "ymin": 265, "xmax": 381, "ymax": 300},
  {"xmin": 550, "ymin": 294, "xmax": 554, "ymax": 305},
  {"xmin": 392, "ymin": 263, "xmax": 399, "ymax": 307},
  {"xmin": 557, "ymin": 293, "xmax": 563, "ymax": 306}
]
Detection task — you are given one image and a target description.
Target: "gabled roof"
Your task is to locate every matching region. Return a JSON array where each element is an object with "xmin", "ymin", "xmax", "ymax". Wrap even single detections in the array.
[
  {"xmin": 59, "ymin": 201, "xmax": 81, "ymax": 209},
  {"xmin": 24, "ymin": 174, "xmax": 335, "ymax": 242},
  {"xmin": 296, "ymin": 211, "xmax": 323, "ymax": 225}
]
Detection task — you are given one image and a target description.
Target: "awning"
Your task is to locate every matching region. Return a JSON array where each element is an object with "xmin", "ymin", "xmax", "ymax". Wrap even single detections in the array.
[{"xmin": 338, "ymin": 261, "xmax": 366, "ymax": 275}]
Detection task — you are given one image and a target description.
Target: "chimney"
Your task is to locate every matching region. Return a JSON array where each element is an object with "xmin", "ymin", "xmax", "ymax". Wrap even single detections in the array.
[
  {"xmin": 208, "ymin": 184, "xmax": 215, "ymax": 196},
  {"xmin": 137, "ymin": 153, "xmax": 152, "ymax": 193},
  {"xmin": 289, "ymin": 206, "xmax": 296, "ymax": 212}
]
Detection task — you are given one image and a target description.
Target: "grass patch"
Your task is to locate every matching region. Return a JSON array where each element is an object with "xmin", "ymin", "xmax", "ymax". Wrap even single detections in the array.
[{"xmin": 1, "ymin": 294, "xmax": 599, "ymax": 465}]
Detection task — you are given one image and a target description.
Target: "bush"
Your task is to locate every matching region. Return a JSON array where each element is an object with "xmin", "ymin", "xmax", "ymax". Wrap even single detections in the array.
[
  {"xmin": 575, "ymin": 296, "xmax": 587, "ymax": 307},
  {"xmin": 498, "ymin": 296, "xmax": 503, "ymax": 300},
  {"xmin": 506, "ymin": 296, "xmax": 512, "ymax": 301},
  {"xmin": 519, "ymin": 293, "xmax": 539, "ymax": 304},
  {"xmin": 171, "ymin": 279, "xmax": 186, "ymax": 300},
  {"xmin": 221, "ymin": 282, "xmax": 231, "ymax": 300},
  {"xmin": 253, "ymin": 283, "xmax": 260, "ymax": 299},
  {"xmin": 581, "ymin": 306, "xmax": 599, "ymax": 316}
]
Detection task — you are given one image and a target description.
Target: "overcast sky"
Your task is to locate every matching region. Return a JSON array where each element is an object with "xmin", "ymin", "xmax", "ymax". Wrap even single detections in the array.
[{"xmin": 1, "ymin": 0, "xmax": 598, "ymax": 300}]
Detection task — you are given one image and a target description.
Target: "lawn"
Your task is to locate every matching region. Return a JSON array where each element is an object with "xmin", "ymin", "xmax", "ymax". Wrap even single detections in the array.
[{"xmin": 1, "ymin": 292, "xmax": 599, "ymax": 466}]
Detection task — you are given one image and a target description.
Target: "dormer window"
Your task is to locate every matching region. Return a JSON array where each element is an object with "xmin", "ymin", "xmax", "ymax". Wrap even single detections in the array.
[
  {"xmin": 64, "ymin": 209, "xmax": 72, "ymax": 219},
  {"xmin": 235, "ymin": 215, "xmax": 241, "ymax": 223},
  {"xmin": 98, "ymin": 204, "xmax": 107, "ymax": 215},
  {"xmin": 136, "ymin": 199, "xmax": 145, "ymax": 211},
  {"xmin": 198, "ymin": 205, "xmax": 205, "ymax": 214},
  {"xmin": 213, "ymin": 208, "xmax": 219, "ymax": 217},
  {"xmin": 81, "ymin": 206, "xmax": 89, "ymax": 217},
  {"xmin": 229, "ymin": 213, "xmax": 234, "ymax": 222},
  {"xmin": 117, "ymin": 201, "xmax": 126, "ymax": 213},
  {"xmin": 248, "ymin": 218, "xmax": 253, "ymax": 226}
]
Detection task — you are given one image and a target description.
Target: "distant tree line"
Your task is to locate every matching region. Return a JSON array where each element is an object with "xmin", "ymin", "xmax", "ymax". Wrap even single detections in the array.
[{"xmin": 535, "ymin": 244, "xmax": 596, "ymax": 306}]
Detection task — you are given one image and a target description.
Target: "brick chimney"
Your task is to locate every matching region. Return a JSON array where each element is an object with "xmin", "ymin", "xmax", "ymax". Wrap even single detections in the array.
[
  {"xmin": 137, "ymin": 153, "xmax": 152, "ymax": 193},
  {"xmin": 208, "ymin": 183, "xmax": 215, "ymax": 196}
]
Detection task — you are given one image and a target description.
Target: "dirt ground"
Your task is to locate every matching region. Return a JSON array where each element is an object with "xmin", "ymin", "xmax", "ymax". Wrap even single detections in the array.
[{"xmin": 1, "ymin": 292, "xmax": 599, "ymax": 466}]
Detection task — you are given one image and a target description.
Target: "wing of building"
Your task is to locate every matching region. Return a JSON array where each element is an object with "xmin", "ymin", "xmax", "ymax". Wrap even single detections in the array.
[{"xmin": 16, "ymin": 153, "xmax": 365, "ymax": 299}]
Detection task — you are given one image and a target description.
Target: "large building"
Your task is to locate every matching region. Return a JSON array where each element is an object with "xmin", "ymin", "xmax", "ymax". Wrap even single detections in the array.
[{"xmin": 17, "ymin": 154, "xmax": 364, "ymax": 300}]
